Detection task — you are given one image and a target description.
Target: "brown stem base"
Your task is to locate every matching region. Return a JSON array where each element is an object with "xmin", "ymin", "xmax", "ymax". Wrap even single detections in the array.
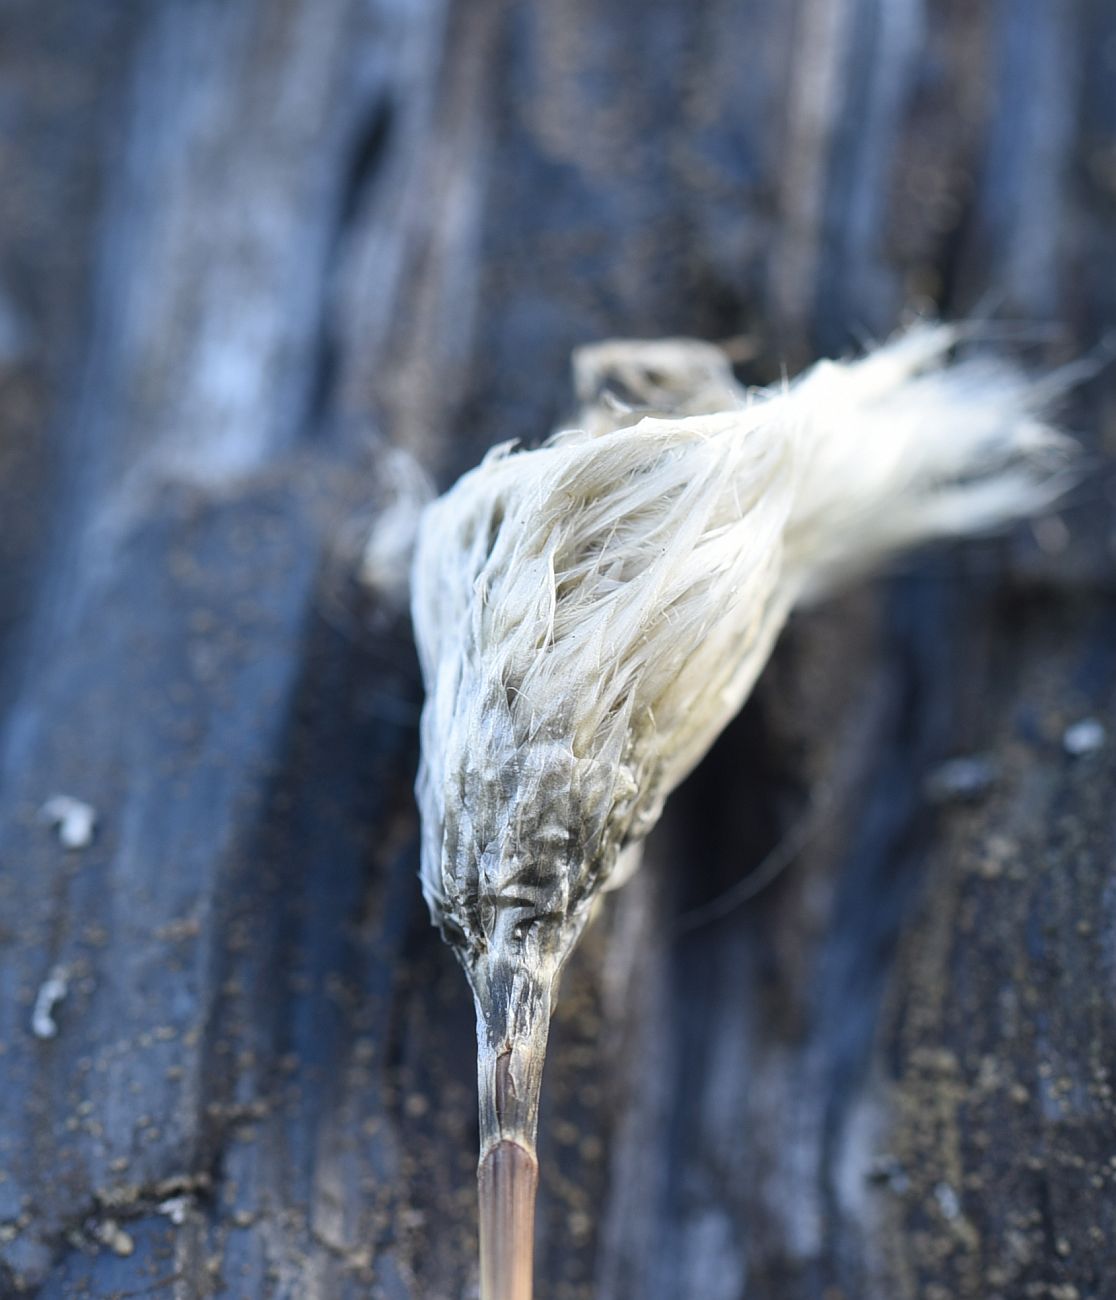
[{"xmin": 478, "ymin": 1138, "xmax": 539, "ymax": 1300}]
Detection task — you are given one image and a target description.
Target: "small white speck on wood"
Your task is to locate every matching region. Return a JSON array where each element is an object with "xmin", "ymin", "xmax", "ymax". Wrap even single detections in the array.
[
  {"xmin": 40, "ymin": 794, "xmax": 98, "ymax": 850},
  {"xmin": 158, "ymin": 1195, "xmax": 191, "ymax": 1225},
  {"xmin": 1063, "ymin": 718, "xmax": 1106, "ymax": 756},
  {"xmin": 924, "ymin": 755, "xmax": 1000, "ymax": 804},
  {"xmin": 31, "ymin": 965, "xmax": 69, "ymax": 1040},
  {"xmin": 94, "ymin": 1220, "xmax": 135, "ymax": 1257}
]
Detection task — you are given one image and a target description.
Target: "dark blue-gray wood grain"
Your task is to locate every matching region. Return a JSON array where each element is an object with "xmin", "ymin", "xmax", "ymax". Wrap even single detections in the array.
[{"xmin": 1, "ymin": 0, "xmax": 1114, "ymax": 1296}]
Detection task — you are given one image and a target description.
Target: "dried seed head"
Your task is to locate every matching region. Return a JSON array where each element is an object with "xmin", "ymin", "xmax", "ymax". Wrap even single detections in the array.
[
  {"xmin": 413, "ymin": 326, "xmax": 1068, "ymax": 973},
  {"xmin": 409, "ymin": 324, "xmax": 1072, "ymax": 1298},
  {"xmin": 571, "ymin": 335, "xmax": 744, "ymax": 435}
]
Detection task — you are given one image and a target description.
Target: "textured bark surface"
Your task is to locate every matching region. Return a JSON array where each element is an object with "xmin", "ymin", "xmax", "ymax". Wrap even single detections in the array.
[{"xmin": 1, "ymin": 1, "xmax": 1114, "ymax": 1297}]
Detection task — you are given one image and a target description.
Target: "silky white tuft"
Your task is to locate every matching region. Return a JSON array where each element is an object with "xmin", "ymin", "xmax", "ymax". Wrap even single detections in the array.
[
  {"xmin": 410, "ymin": 322, "xmax": 1074, "ymax": 1300},
  {"xmin": 412, "ymin": 325, "xmax": 1071, "ymax": 987}
]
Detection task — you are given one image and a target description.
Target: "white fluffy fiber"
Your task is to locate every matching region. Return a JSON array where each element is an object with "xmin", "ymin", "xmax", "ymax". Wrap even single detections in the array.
[{"xmin": 411, "ymin": 325, "xmax": 1071, "ymax": 984}]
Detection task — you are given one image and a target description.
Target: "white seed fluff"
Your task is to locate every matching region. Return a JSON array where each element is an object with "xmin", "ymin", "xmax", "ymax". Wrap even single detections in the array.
[{"xmin": 412, "ymin": 325, "xmax": 1072, "ymax": 989}]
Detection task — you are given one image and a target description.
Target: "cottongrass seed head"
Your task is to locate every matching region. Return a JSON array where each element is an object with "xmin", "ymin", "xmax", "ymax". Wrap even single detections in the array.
[
  {"xmin": 408, "ymin": 322, "xmax": 1074, "ymax": 1300},
  {"xmin": 413, "ymin": 324, "xmax": 1070, "ymax": 989}
]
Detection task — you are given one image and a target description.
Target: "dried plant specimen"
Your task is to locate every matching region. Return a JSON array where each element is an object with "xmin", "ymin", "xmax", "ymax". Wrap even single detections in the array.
[{"xmin": 408, "ymin": 325, "xmax": 1071, "ymax": 1299}]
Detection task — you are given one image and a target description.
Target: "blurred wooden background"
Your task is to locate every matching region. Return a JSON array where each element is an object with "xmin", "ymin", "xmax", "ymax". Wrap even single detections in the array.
[{"xmin": 1, "ymin": 1, "xmax": 1115, "ymax": 1296}]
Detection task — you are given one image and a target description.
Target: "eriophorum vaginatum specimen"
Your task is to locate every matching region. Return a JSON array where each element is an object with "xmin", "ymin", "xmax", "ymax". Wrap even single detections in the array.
[{"xmin": 409, "ymin": 324, "xmax": 1072, "ymax": 1300}]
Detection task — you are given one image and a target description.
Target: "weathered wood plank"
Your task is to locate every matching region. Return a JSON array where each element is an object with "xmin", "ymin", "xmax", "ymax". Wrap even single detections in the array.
[{"xmin": 0, "ymin": 0, "xmax": 1113, "ymax": 1296}]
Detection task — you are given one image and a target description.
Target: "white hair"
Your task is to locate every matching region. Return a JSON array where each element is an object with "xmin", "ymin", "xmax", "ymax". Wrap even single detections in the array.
[
  {"xmin": 412, "ymin": 325, "xmax": 1071, "ymax": 999},
  {"xmin": 409, "ymin": 324, "xmax": 1074, "ymax": 1297}
]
